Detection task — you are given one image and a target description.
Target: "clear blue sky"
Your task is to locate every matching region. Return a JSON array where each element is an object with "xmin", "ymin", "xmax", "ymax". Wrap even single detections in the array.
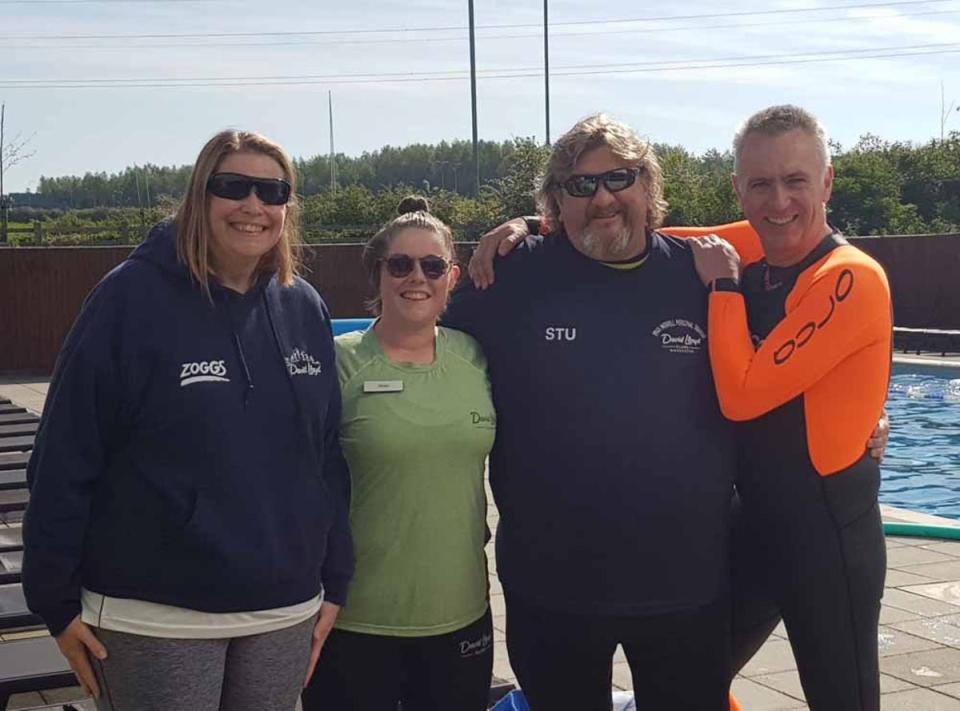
[{"xmin": 2, "ymin": 0, "xmax": 959, "ymax": 192}]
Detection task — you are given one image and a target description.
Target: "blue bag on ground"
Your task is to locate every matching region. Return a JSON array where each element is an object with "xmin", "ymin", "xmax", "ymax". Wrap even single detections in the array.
[
  {"xmin": 490, "ymin": 690, "xmax": 530, "ymax": 710},
  {"xmin": 490, "ymin": 690, "xmax": 636, "ymax": 710}
]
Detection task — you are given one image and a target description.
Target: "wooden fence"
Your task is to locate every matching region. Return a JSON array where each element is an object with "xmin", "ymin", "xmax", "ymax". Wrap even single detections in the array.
[{"xmin": 1, "ymin": 235, "xmax": 958, "ymax": 374}]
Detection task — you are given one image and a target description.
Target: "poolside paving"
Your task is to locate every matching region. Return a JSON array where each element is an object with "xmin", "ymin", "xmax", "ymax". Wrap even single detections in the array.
[{"xmin": 3, "ymin": 372, "xmax": 960, "ymax": 709}]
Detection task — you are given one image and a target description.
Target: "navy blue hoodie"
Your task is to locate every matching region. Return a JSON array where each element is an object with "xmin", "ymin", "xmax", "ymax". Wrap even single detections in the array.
[{"xmin": 23, "ymin": 222, "xmax": 354, "ymax": 636}]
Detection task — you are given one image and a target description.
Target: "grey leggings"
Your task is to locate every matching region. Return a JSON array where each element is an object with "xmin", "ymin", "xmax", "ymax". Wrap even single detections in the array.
[{"xmin": 91, "ymin": 616, "xmax": 316, "ymax": 711}]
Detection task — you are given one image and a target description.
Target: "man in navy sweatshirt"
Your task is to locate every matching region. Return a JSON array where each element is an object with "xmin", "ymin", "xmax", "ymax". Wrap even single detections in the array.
[{"xmin": 445, "ymin": 114, "xmax": 737, "ymax": 710}]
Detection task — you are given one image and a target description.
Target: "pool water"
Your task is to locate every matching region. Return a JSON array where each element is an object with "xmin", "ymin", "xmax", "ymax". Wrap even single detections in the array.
[{"xmin": 881, "ymin": 364, "xmax": 960, "ymax": 519}]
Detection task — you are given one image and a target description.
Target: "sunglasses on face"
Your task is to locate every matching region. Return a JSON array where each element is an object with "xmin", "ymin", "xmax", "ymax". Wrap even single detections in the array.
[
  {"xmin": 562, "ymin": 167, "xmax": 643, "ymax": 198},
  {"xmin": 206, "ymin": 172, "xmax": 292, "ymax": 206},
  {"xmin": 381, "ymin": 254, "xmax": 451, "ymax": 280}
]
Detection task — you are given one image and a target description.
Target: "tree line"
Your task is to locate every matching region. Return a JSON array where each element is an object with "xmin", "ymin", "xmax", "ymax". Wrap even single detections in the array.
[{"xmin": 7, "ymin": 132, "xmax": 960, "ymax": 241}]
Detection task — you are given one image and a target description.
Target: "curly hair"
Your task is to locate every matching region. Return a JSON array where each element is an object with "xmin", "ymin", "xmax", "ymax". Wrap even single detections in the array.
[{"xmin": 536, "ymin": 114, "xmax": 668, "ymax": 231}]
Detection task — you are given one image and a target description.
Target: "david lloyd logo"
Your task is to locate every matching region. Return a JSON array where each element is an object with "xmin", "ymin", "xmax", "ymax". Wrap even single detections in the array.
[
  {"xmin": 285, "ymin": 348, "xmax": 322, "ymax": 376},
  {"xmin": 460, "ymin": 631, "xmax": 492, "ymax": 658},
  {"xmin": 471, "ymin": 411, "xmax": 496, "ymax": 428},
  {"xmin": 652, "ymin": 319, "xmax": 706, "ymax": 354}
]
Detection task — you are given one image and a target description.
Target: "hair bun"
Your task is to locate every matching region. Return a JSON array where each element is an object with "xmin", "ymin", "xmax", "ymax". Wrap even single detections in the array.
[{"xmin": 397, "ymin": 195, "xmax": 430, "ymax": 215}]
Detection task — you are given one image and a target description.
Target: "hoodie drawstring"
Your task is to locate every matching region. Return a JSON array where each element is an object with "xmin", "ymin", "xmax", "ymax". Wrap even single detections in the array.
[{"xmin": 232, "ymin": 332, "xmax": 255, "ymax": 407}]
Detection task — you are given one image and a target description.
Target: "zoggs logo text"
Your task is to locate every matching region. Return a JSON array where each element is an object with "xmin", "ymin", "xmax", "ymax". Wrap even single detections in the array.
[
  {"xmin": 180, "ymin": 359, "xmax": 230, "ymax": 386},
  {"xmin": 773, "ymin": 269, "xmax": 854, "ymax": 366}
]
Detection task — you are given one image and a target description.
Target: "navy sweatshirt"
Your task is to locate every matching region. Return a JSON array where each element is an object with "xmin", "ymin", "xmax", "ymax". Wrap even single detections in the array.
[
  {"xmin": 23, "ymin": 222, "xmax": 353, "ymax": 636},
  {"xmin": 445, "ymin": 232, "xmax": 737, "ymax": 614}
]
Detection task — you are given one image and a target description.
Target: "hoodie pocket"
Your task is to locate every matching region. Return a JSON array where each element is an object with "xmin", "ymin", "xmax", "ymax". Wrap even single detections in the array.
[{"xmin": 178, "ymin": 466, "xmax": 332, "ymax": 590}]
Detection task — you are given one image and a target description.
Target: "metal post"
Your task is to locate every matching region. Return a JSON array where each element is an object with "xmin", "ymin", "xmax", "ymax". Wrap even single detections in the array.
[
  {"xmin": 468, "ymin": 0, "xmax": 480, "ymax": 195},
  {"xmin": 0, "ymin": 104, "xmax": 6, "ymax": 244},
  {"xmin": 329, "ymin": 91, "xmax": 337, "ymax": 194},
  {"xmin": 544, "ymin": 0, "xmax": 550, "ymax": 145},
  {"xmin": 135, "ymin": 170, "xmax": 145, "ymax": 238}
]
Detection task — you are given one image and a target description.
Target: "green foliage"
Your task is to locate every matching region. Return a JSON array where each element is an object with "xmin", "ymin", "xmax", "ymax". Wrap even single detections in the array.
[
  {"xmin": 299, "ymin": 185, "xmax": 503, "ymax": 242},
  {"xmin": 489, "ymin": 137, "xmax": 551, "ymax": 220},
  {"xmin": 9, "ymin": 132, "xmax": 960, "ymax": 245},
  {"xmin": 659, "ymin": 146, "xmax": 740, "ymax": 227},
  {"xmin": 828, "ymin": 133, "xmax": 960, "ymax": 235},
  {"xmin": 8, "ymin": 207, "xmax": 167, "ymax": 245},
  {"xmin": 36, "ymin": 164, "xmax": 191, "ymax": 210}
]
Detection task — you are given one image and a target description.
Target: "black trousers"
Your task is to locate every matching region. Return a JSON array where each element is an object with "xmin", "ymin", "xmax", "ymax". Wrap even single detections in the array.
[
  {"xmin": 302, "ymin": 608, "xmax": 493, "ymax": 711},
  {"xmin": 504, "ymin": 594, "xmax": 731, "ymax": 711}
]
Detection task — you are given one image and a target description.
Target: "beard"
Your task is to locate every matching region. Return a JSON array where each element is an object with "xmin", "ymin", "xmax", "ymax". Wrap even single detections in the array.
[{"xmin": 578, "ymin": 218, "xmax": 635, "ymax": 261}]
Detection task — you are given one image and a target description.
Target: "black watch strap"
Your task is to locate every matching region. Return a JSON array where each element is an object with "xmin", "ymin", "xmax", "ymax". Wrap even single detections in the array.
[
  {"xmin": 710, "ymin": 277, "xmax": 741, "ymax": 293},
  {"xmin": 523, "ymin": 216, "xmax": 542, "ymax": 236}
]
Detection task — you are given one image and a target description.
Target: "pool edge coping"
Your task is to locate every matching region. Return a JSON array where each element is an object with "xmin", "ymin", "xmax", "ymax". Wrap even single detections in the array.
[
  {"xmin": 893, "ymin": 355, "xmax": 960, "ymax": 369},
  {"xmin": 881, "ymin": 504, "xmax": 960, "ymax": 528}
]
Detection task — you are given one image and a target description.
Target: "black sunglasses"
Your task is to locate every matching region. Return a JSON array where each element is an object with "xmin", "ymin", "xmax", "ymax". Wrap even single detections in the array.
[
  {"xmin": 206, "ymin": 172, "xmax": 291, "ymax": 206},
  {"xmin": 562, "ymin": 167, "xmax": 643, "ymax": 198},
  {"xmin": 381, "ymin": 254, "xmax": 451, "ymax": 280}
]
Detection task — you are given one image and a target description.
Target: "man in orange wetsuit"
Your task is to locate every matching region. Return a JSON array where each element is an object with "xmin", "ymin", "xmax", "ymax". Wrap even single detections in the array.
[{"xmin": 689, "ymin": 104, "xmax": 891, "ymax": 711}]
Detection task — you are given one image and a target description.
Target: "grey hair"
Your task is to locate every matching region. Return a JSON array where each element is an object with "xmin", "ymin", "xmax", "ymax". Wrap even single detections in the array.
[
  {"xmin": 733, "ymin": 105, "xmax": 831, "ymax": 175},
  {"xmin": 536, "ymin": 113, "xmax": 668, "ymax": 231}
]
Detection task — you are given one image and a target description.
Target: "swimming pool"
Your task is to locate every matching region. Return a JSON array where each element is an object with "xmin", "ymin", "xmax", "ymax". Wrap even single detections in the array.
[{"xmin": 881, "ymin": 363, "xmax": 960, "ymax": 519}]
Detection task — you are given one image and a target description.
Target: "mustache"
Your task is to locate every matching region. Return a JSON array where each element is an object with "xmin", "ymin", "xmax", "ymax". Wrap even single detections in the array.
[{"xmin": 588, "ymin": 208, "xmax": 623, "ymax": 220}]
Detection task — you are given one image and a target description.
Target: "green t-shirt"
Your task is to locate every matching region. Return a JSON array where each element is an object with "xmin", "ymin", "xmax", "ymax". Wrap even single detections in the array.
[{"xmin": 334, "ymin": 325, "xmax": 496, "ymax": 636}]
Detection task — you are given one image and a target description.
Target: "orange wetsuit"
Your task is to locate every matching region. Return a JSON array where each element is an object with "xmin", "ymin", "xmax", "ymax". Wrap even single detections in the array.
[
  {"xmin": 664, "ymin": 220, "xmax": 766, "ymax": 267},
  {"xmin": 704, "ymin": 228, "xmax": 892, "ymax": 711}
]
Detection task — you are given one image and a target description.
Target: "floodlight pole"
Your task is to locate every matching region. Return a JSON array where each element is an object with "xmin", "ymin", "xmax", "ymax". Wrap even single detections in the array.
[
  {"xmin": 329, "ymin": 91, "xmax": 338, "ymax": 194},
  {"xmin": 544, "ymin": 0, "xmax": 550, "ymax": 145},
  {"xmin": 468, "ymin": 0, "xmax": 480, "ymax": 195}
]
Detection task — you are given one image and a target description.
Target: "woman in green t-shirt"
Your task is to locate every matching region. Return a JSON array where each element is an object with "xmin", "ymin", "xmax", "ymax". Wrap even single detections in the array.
[{"xmin": 303, "ymin": 196, "xmax": 496, "ymax": 711}]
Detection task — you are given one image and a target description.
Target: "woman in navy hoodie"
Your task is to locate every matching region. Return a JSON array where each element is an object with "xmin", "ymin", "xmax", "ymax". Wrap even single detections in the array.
[{"xmin": 22, "ymin": 129, "xmax": 353, "ymax": 710}]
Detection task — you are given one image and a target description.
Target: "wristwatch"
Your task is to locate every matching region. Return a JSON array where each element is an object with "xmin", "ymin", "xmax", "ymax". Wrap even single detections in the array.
[
  {"xmin": 524, "ymin": 216, "xmax": 551, "ymax": 236},
  {"xmin": 710, "ymin": 277, "xmax": 740, "ymax": 293}
]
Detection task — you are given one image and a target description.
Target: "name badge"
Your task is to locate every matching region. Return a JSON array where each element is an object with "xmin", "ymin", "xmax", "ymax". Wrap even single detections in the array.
[{"xmin": 363, "ymin": 380, "xmax": 404, "ymax": 393}]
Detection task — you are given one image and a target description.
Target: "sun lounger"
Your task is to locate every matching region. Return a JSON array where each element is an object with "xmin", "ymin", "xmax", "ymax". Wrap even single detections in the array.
[
  {"xmin": 0, "ymin": 584, "xmax": 41, "ymax": 631},
  {"xmin": 0, "ymin": 470, "xmax": 26, "ymax": 491},
  {"xmin": 0, "ymin": 437, "xmax": 34, "ymax": 454},
  {"xmin": 0, "ymin": 635, "xmax": 75, "ymax": 709},
  {"xmin": 0, "ymin": 424, "xmax": 38, "ymax": 437},
  {"xmin": 0, "ymin": 453, "xmax": 29, "ymax": 471},
  {"xmin": 0, "ymin": 528, "xmax": 22, "ymax": 554},
  {"xmin": 0, "ymin": 583, "xmax": 86, "ymax": 709},
  {"xmin": 0, "ymin": 414, "xmax": 38, "ymax": 426},
  {"xmin": 24, "ymin": 701, "xmax": 96, "ymax": 711},
  {"xmin": 0, "ymin": 490, "xmax": 28, "ymax": 515},
  {"xmin": 0, "ymin": 551, "xmax": 22, "ymax": 585},
  {"xmin": 0, "ymin": 405, "xmax": 27, "ymax": 416}
]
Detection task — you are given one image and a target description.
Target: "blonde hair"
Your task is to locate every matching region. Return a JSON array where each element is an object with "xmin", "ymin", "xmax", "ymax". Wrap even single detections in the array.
[
  {"xmin": 361, "ymin": 195, "xmax": 455, "ymax": 315},
  {"xmin": 537, "ymin": 113, "xmax": 668, "ymax": 231},
  {"xmin": 174, "ymin": 129, "xmax": 301, "ymax": 293}
]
